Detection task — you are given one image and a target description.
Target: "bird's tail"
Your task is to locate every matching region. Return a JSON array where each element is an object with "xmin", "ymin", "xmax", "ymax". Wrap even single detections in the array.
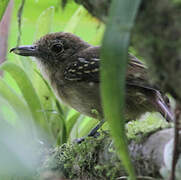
[{"xmin": 153, "ymin": 92, "xmax": 174, "ymax": 122}]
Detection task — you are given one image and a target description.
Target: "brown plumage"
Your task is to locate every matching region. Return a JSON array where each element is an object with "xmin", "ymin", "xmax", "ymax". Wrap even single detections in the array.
[{"xmin": 10, "ymin": 32, "xmax": 173, "ymax": 123}]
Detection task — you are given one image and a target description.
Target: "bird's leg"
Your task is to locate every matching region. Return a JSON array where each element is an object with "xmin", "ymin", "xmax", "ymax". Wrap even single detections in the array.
[
  {"xmin": 87, "ymin": 119, "xmax": 105, "ymax": 137},
  {"xmin": 75, "ymin": 119, "xmax": 105, "ymax": 144}
]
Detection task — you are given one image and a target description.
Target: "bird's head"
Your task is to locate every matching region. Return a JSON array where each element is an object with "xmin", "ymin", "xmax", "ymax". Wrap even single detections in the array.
[{"xmin": 10, "ymin": 32, "xmax": 90, "ymax": 66}]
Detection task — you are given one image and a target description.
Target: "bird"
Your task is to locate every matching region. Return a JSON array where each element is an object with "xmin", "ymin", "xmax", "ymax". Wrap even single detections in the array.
[{"xmin": 10, "ymin": 32, "xmax": 173, "ymax": 138}]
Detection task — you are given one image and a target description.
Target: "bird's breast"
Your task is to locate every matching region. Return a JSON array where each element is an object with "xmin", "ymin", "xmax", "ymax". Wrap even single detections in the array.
[
  {"xmin": 53, "ymin": 78, "xmax": 103, "ymax": 119},
  {"xmin": 36, "ymin": 61, "xmax": 102, "ymax": 119}
]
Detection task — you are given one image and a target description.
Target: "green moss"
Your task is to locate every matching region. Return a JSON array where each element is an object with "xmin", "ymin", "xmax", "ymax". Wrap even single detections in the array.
[
  {"xmin": 126, "ymin": 113, "xmax": 172, "ymax": 141},
  {"xmin": 39, "ymin": 117, "xmax": 172, "ymax": 179},
  {"xmin": 39, "ymin": 132, "xmax": 126, "ymax": 179}
]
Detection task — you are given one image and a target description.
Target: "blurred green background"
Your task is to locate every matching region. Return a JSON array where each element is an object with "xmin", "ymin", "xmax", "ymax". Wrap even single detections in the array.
[{"xmin": 8, "ymin": 0, "xmax": 104, "ymax": 57}]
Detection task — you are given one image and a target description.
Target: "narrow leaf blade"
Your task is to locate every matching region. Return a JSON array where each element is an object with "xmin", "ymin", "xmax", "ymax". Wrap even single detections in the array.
[
  {"xmin": 1, "ymin": 62, "xmax": 51, "ymax": 137},
  {"xmin": 34, "ymin": 6, "xmax": 55, "ymax": 40},
  {"xmin": 101, "ymin": 0, "xmax": 141, "ymax": 179}
]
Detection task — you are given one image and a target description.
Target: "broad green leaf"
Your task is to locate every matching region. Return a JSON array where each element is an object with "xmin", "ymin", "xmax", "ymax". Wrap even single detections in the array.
[
  {"xmin": 0, "ymin": 120, "xmax": 42, "ymax": 178},
  {"xmin": 33, "ymin": 69, "xmax": 56, "ymax": 122},
  {"xmin": 0, "ymin": 0, "xmax": 9, "ymax": 21},
  {"xmin": 101, "ymin": 0, "xmax": 141, "ymax": 179},
  {"xmin": 33, "ymin": 6, "xmax": 62, "ymax": 141},
  {"xmin": 66, "ymin": 112, "xmax": 81, "ymax": 138},
  {"xmin": 55, "ymin": 99, "xmax": 67, "ymax": 144},
  {"xmin": 34, "ymin": 69, "xmax": 69, "ymax": 145},
  {"xmin": 34, "ymin": 70, "xmax": 66, "ymax": 142},
  {"xmin": 18, "ymin": 56, "xmax": 34, "ymax": 77},
  {"xmin": 89, "ymin": 24, "xmax": 105, "ymax": 45},
  {"xmin": 0, "ymin": 62, "xmax": 52, "ymax": 138},
  {"xmin": 0, "ymin": 80, "xmax": 34, "ymax": 136},
  {"xmin": 64, "ymin": 6, "xmax": 87, "ymax": 33},
  {"xmin": 34, "ymin": 6, "xmax": 54, "ymax": 40},
  {"xmin": 0, "ymin": 79, "xmax": 31, "ymax": 124},
  {"xmin": 68, "ymin": 115, "xmax": 96, "ymax": 141},
  {"xmin": 78, "ymin": 117, "xmax": 98, "ymax": 138},
  {"xmin": 69, "ymin": 114, "xmax": 85, "ymax": 140}
]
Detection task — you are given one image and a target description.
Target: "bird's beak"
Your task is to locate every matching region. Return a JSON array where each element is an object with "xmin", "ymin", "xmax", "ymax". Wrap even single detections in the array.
[{"xmin": 10, "ymin": 45, "xmax": 38, "ymax": 57}]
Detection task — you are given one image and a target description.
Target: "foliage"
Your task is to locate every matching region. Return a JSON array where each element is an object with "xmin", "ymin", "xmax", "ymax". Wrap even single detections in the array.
[
  {"xmin": 0, "ymin": 1, "xmax": 104, "ymax": 178},
  {"xmin": 0, "ymin": 0, "xmax": 9, "ymax": 21},
  {"xmin": 39, "ymin": 133, "xmax": 123, "ymax": 180},
  {"xmin": 1, "ymin": 0, "xmax": 104, "ymax": 143},
  {"xmin": 0, "ymin": 0, "xmax": 171, "ymax": 179},
  {"xmin": 101, "ymin": 0, "xmax": 141, "ymax": 179}
]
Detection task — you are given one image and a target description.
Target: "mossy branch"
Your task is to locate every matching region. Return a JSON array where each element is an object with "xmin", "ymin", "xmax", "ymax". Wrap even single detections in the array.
[{"xmin": 39, "ymin": 128, "xmax": 180, "ymax": 180}]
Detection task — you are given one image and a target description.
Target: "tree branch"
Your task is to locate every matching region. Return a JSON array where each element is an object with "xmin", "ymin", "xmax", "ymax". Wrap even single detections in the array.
[{"xmin": 39, "ymin": 129, "xmax": 179, "ymax": 180}]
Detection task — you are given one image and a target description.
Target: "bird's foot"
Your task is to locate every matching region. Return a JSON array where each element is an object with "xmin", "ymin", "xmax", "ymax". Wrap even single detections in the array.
[{"xmin": 74, "ymin": 131, "xmax": 100, "ymax": 144}]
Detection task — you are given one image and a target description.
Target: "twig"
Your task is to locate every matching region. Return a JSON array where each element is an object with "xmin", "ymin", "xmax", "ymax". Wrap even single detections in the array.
[{"xmin": 17, "ymin": 0, "xmax": 26, "ymax": 46}]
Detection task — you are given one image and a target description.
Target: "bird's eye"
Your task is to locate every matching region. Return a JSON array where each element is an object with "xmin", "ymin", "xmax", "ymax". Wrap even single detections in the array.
[{"xmin": 51, "ymin": 43, "xmax": 64, "ymax": 54}]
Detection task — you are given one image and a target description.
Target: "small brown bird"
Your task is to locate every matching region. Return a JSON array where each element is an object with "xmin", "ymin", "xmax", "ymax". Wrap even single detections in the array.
[{"xmin": 10, "ymin": 32, "xmax": 173, "ymax": 136}]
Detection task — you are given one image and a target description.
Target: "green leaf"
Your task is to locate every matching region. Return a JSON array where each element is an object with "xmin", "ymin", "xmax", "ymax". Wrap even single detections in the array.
[
  {"xmin": 66, "ymin": 112, "xmax": 81, "ymax": 138},
  {"xmin": 78, "ymin": 117, "xmax": 98, "ymax": 138},
  {"xmin": 1, "ymin": 62, "xmax": 52, "ymax": 138},
  {"xmin": 64, "ymin": 6, "xmax": 87, "ymax": 33},
  {"xmin": 33, "ymin": 68, "xmax": 57, "ymax": 122},
  {"xmin": 0, "ymin": 79, "xmax": 32, "ymax": 131},
  {"xmin": 0, "ymin": 0, "xmax": 9, "ymax": 21},
  {"xmin": 68, "ymin": 114, "xmax": 85, "ymax": 140},
  {"xmin": 101, "ymin": 0, "xmax": 141, "ymax": 179},
  {"xmin": 34, "ymin": 6, "xmax": 55, "ymax": 40},
  {"xmin": 34, "ymin": 70, "xmax": 67, "ymax": 144},
  {"xmin": 55, "ymin": 99, "xmax": 67, "ymax": 144}
]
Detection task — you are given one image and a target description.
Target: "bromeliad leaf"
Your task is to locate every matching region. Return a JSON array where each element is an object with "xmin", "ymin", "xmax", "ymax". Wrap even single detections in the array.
[
  {"xmin": 34, "ymin": 6, "xmax": 54, "ymax": 40},
  {"xmin": 1, "ymin": 62, "xmax": 53, "ymax": 139},
  {"xmin": 101, "ymin": 0, "xmax": 141, "ymax": 179},
  {"xmin": 0, "ymin": 79, "xmax": 32, "ymax": 133},
  {"xmin": 64, "ymin": 6, "xmax": 87, "ymax": 33}
]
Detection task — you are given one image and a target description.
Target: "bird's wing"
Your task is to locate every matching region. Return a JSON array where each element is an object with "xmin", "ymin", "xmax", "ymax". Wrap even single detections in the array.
[
  {"xmin": 64, "ymin": 57, "xmax": 99, "ymax": 82},
  {"xmin": 64, "ymin": 53, "xmax": 157, "ymax": 91},
  {"xmin": 126, "ymin": 54, "xmax": 156, "ymax": 90}
]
